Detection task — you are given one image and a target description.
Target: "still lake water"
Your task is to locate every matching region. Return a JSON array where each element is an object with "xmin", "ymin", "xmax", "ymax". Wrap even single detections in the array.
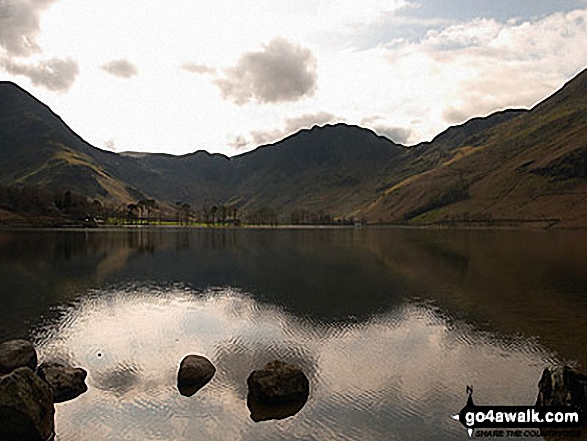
[{"xmin": 1, "ymin": 227, "xmax": 587, "ymax": 440}]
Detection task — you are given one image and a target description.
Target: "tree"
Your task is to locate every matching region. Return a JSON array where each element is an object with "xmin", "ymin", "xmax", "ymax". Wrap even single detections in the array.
[{"xmin": 127, "ymin": 203, "xmax": 138, "ymax": 224}]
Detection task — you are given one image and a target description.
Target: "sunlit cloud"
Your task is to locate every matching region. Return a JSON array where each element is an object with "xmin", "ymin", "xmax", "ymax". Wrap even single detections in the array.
[
  {"xmin": 1, "ymin": 56, "xmax": 79, "ymax": 92},
  {"xmin": 100, "ymin": 59, "xmax": 138, "ymax": 79},
  {"xmin": 0, "ymin": 0, "xmax": 585, "ymax": 154},
  {"xmin": 181, "ymin": 62, "xmax": 216, "ymax": 75},
  {"xmin": 214, "ymin": 38, "xmax": 317, "ymax": 105},
  {"xmin": 232, "ymin": 111, "xmax": 341, "ymax": 149},
  {"xmin": 0, "ymin": 0, "xmax": 57, "ymax": 56}
]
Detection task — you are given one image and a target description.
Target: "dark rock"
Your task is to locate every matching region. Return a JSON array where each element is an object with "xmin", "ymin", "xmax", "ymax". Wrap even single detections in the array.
[
  {"xmin": 247, "ymin": 393, "xmax": 308, "ymax": 422},
  {"xmin": 537, "ymin": 366, "xmax": 587, "ymax": 425},
  {"xmin": 0, "ymin": 367, "xmax": 55, "ymax": 441},
  {"xmin": 177, "ymin": 355, "xmax": 215, "ymax": 397},
  {"xmin": 0, "ymin": 340, "xmax": 37, "ymax": 375},
  {"xmin": 37, "ymin": 362, "xmax": 88, "ymax": 403},
  {"xmin": 247, "ymin": 360, "xmax": 309, "ymax": 421}
]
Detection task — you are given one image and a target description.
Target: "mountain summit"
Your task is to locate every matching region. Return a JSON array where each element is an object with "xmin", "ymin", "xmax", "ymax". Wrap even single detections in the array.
[{"xmin": 1, "ymin": 68, "xmax": 586, "ymax": 226}]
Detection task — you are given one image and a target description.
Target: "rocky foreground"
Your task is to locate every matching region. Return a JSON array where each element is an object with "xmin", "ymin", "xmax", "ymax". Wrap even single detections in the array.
[
  {"xmin": 0, "ymin": 339, "xmax": 311, "ymax": 440},
  {"xmin": 0, "ymin": 340, "xmax": 87, "ymax": 441},
  {"xmin": 2, "ymin": 338, "xmax": 585, "ymax": 440}
]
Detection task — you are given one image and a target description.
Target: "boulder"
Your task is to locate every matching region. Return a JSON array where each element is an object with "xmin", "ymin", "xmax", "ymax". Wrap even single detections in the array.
[
  {"xmin": 177, "ymin": 355, "xmax": 215, "ymax": 397},
  {"xmin": 0, "ymin": 340, "xmax": 37, "ymax": 375},
  {"xmin": 37, "ymin": 362, "xmax": 88, "ymax": 403},
  {"xmin": 247, "ymin": 360, "xmax": 310, "ymax": 405},
  {"xmin": 537, "ymin": 366, "xmax": 587, "ymax": 412},
  {"xmin": 0, "ymin": 367, "xmax": 55, "ymax": 441},
  {"xmin": 247, "ymin": 393, "xmax": 308, "ymax": 422}
]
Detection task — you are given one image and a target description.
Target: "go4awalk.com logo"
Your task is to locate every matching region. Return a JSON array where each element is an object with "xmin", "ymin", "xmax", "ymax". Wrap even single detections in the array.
[{"xmin": 451, "ymin": 386, "xmax": 584, "ymax": 438}]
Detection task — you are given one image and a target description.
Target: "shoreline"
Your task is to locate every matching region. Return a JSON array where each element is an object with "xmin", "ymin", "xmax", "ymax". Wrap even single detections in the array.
[{"xmin": 1, "ymin": 220, "xmax": 586, "ymax": 232}]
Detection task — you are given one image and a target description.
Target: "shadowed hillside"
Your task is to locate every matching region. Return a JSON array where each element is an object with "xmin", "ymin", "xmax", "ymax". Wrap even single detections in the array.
[
  {"xmin": 1, "ymin": 68, "xmax": 586, "ymax": 226},
  {"xmin": 361, "ymin": 68, "xmax": 587, "ymax": 227}
]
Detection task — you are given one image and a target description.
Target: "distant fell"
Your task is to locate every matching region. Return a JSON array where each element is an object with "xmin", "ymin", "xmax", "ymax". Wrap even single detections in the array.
[{"xmin": 1, "ymin": 68, "xmax": 586, "ymax": 227}]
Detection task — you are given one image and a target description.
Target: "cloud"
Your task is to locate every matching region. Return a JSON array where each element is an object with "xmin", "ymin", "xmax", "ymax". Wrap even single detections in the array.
[
  {"xmin": 227, "ymin": 134, "xmax": 248, "ymax": 151},
  {"xmin": 2, "ymin": 56, "xmax": 79, "ymax": 92},
  {"xmin": 318, "ymin": 0, "xmax": 414, "ymax": 29},
  {"xmin": 181, "ymin": 62, "xmax": 216, "ymax": 75},
  {"xmin": 100, "ymin": 59, "xmax": 138, "ymax": 78},
  {"xmin": 376, "ymin": 9, "xmax": 587, "ymax": 139},
  {"xmin": 442, "ymin": 107, "xmax": 469, "ymax": 124},
  {"xmin": 103, "ymin": 139, "xmax": 116, "ymax": 151},
  {"xmin": 0, "ymin": 0, "xmax": 56, "ymax": 56},
  {"xmin": 214, "ymin": 38, "xmax": 317, "ymax": 105},
  {"xmin": 361, "ymin": 116, "xmax": 412, "ymax": 144},
  {"xmin": 283, "ymin": 111, "xmax": 339, "ymax": 133},
  {"xmin": 371, "ymin": 125, "xmax": 412, "ymax": 144},
  {"xmin": 232, "ymin": 111, "xmax": 341, "ymax": 150},
  {"xmin": 249, "ymin": 128, "xmax": 285, "ymax": 146}
]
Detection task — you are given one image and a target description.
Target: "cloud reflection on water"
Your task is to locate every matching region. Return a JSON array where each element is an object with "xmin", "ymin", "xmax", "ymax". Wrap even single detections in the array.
[{"xmin": 33, "ymin": 285, "xmax": 554, "ymax": 441}]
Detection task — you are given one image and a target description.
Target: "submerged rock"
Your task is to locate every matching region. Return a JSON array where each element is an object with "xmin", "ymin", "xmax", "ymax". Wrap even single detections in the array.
[
  {"xmin": 177, "ymin": 355, "xmax": 216, "ymax": 397},
  {"xmin": 37, "ymin": 362, "xmax": 88, "ymax": 403},
  {"xmin": 247, "ymin": 360, "xmax": 309, "ymax": 422},
  {"xmin": 537, "ymin": 366, "xmax": 587, "ymax": 419},
  {"xmin": 0, "ymin": 367, "xmax": 55, "ymax": 441},
  {"xmin": 0, "ymin": 340, "xmax": 37, "ymax": 375}
]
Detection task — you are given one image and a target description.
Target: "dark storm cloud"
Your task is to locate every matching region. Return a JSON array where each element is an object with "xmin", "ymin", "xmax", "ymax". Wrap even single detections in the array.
[
  {"xmin": 100, "ymin": 59, "xmax": 138, "ymax": 78},
  {"xmin": 181, "ymin": 62, "xmax": 216, "ymax": 75},
  {"xmin": 0, "ymin": 0, "xmax": 55, "ymax": 56},
  {"xmin": 214, "ymin": 38, "xmax": 317, "ymax": 105},
  {"xmin": 2, "ymin": 56, "xmax": 79, "ymax": 91}
]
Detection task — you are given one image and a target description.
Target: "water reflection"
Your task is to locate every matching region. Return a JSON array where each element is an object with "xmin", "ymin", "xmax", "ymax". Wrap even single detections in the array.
[
  {"xmin": 26, "ymin": 286, "xmax": 553, "ymax": 440},
  {"xmin": 0, "ymin": 227, "xmax": 586, "ymax": 439}
]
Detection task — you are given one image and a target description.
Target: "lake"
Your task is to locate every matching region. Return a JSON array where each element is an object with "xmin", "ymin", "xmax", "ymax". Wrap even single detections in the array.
[{"xmin": 1, "ymin": 227, "xmax": 586, "ymax": 440}]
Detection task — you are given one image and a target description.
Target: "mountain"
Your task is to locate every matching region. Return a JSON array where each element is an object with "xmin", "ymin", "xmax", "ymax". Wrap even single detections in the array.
[
  {"xmin": 0, "ymin": 82, "xmax": 143, "ymax": 201},
  {"xmin": 0, "ymin": 67, "xmax": 586, "ymax": 226},
  {"xmin": 361, "ymin": 68, "xmax": 587, "ymax": 227}
]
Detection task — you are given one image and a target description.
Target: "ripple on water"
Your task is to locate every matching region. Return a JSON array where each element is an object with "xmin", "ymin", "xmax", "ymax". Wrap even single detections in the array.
[{"xmin": 29, "ymin": 285, "xmax": 559, "ymax": 441}]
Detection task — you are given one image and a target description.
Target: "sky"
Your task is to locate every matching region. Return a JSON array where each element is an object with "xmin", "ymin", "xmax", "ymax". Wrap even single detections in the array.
[{"xmin": 1, "ymin": 0, "xmax": 586, "ymax": 156}]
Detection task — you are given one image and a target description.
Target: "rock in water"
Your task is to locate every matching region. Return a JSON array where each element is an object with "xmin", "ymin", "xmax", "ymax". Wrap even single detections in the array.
[
  {"xmin": 537, "ymin": 366, "xmax": 587, "ymax": 418},
  {"xmin": 0, "ymin": 340, "xmax": 37, "ymax": 375},
  {"xmin": 0, "ymin": 367, "xmax": 55, "ymax": 441},
  {"xmin": 248, "ymin": 360, "xmax": 310, "ymax": 404},
  {"xmin": 177, "ymin": 355, "xmax": 216, "ymax": 397},
  {"xmin": 247, "ymin": 360, "xmax": 309, "ymax": 422},
  {"xmin": 37, "ymin": 362, "xmax": 88, "ymax": 403}
]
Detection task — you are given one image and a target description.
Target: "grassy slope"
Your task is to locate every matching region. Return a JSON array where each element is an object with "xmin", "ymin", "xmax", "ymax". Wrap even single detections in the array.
[
  {"xmin": 360, "ymin": 69, "xmax": 587, "ymax": 227},
  {"xmin": 1, "ymin": 67, "xmax": 586, "ymax": 226},
  {"xmin": 0, "ymin": 82, "xmax": 147, "ymax": 203}
]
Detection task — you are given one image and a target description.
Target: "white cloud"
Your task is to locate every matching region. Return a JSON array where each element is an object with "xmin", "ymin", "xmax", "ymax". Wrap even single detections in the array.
[
  {"xmin": 181, "ymin": 62, "xmax": 215, "ymax": 75},
  {"xmin": 378, "ymin": 9, "xmax": 587, "ymax": 134},
  {"xmin": 0, "ymin": 0, "xmax": 56, "ymax": 56},
  {"xmin": 373, "ymin": 125, "xmax": 412, "ymax": 144},
  {"xmin": 2, "ymin": 56, "xmax": 79, "ymax": 91},
  {"xmin": 317, "ymin": 0, "xmax": 414, "ymax": 29},
  {"xmin": 234, "ymin": 111, "xmax": 341, "ymax": 149},
  {"xmin": 214, "ymin": 38, "xmax": 317, "ymax": 105},
  {"xmin": 100, "ymin": 59, "xmax": 138, "ymax": 78},
  {"xmin": 2, "ymin": 0, "xmax": 585, "ymax": 154}
]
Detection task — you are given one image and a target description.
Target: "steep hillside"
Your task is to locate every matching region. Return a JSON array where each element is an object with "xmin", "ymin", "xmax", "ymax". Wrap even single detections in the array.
[
  {"xmin": 361, "ymin": 68, "xmax": 587, "ymax": 227},
  {"xmin": 229, "ymin": 124, "xmax": 410, "ymax": 217},
  {"xmin": 1, "ymin": 67, "xmax": 586, "ymax": 226},
  {"xmin": 0, "ymin": 82, "xmax": 146, "ymax": 201},
  {"xmin": 0, "ymin": 82, "xmax": 233, "ymax": 206}
]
